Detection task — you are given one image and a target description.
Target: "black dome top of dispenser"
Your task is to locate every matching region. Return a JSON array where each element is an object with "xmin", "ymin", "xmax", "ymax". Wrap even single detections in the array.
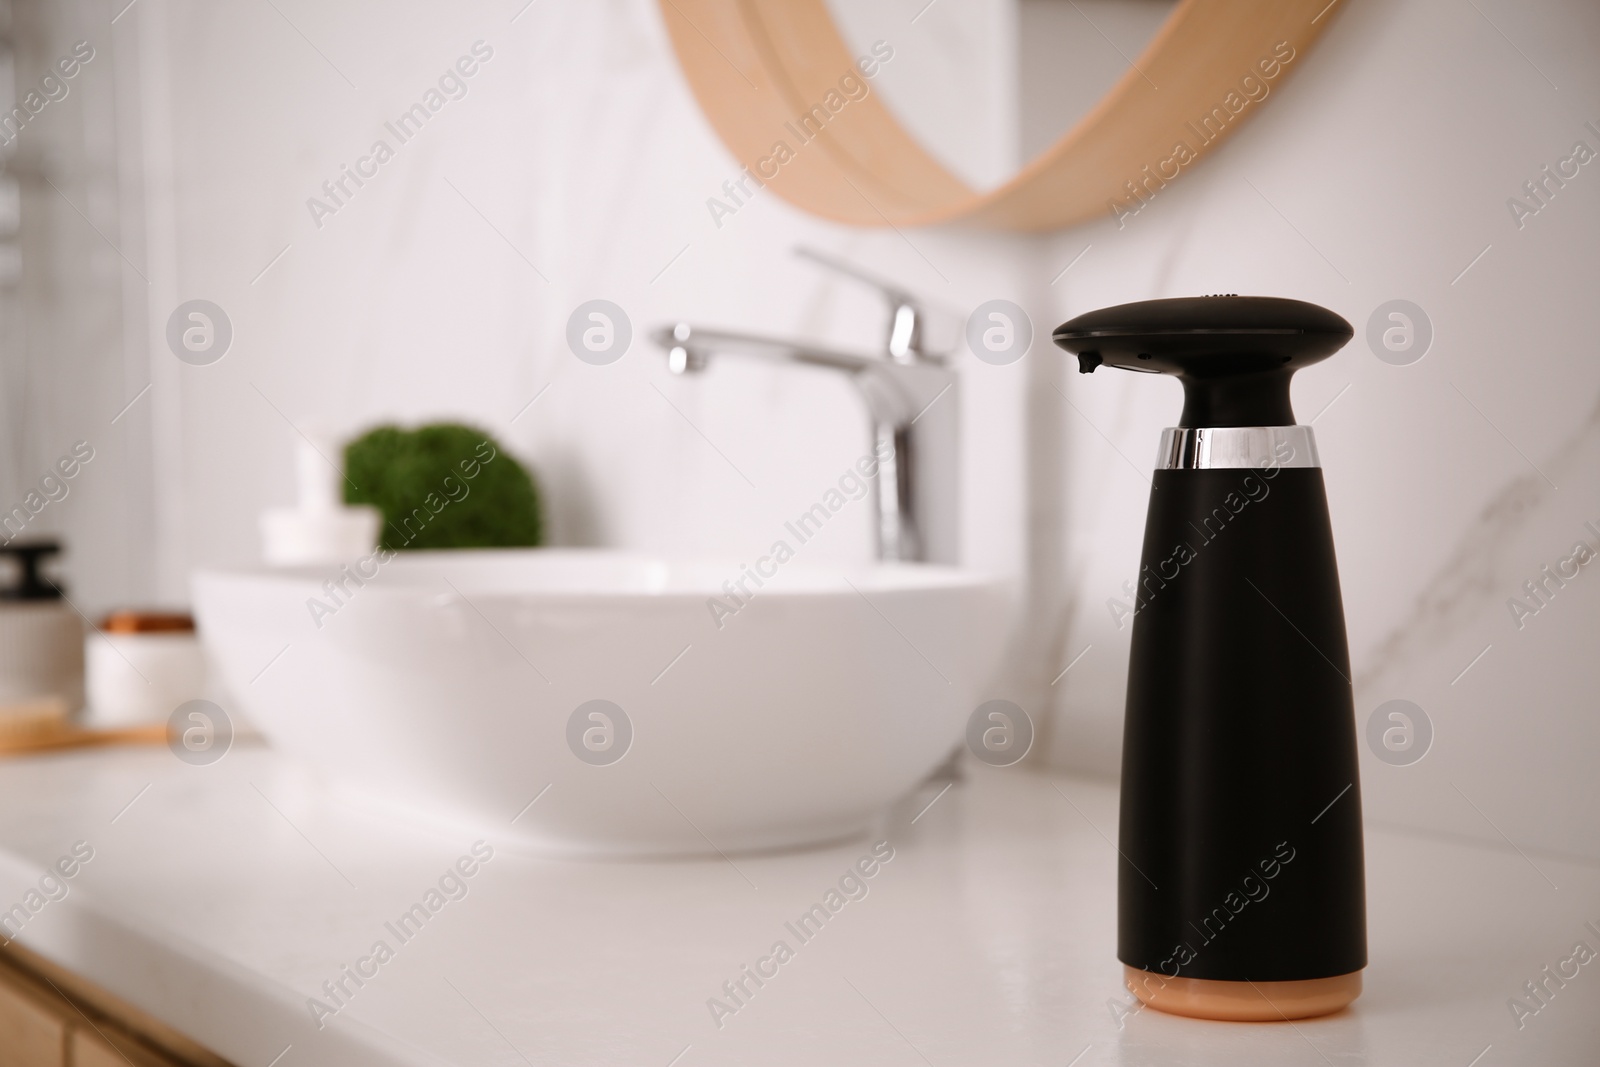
[{"xmin": 1051, "ymin": 296, "xmax": 1353, "ymax": 428}]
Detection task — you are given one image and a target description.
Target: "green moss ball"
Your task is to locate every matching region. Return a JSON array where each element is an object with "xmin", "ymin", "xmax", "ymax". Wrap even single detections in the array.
[{"xmin": 343, "ymin": 423, "xmax": 542, "ymax": 551}]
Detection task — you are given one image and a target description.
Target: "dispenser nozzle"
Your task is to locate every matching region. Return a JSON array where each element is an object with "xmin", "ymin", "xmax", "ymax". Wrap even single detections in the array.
[{"xmin": 1052, "ymin": 296, "xmax": 1353, "ymax": 427}]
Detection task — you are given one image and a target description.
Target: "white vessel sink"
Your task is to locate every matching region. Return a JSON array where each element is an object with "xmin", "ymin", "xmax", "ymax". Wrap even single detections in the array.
[{"xmin": 193, "ymin": 550, "xmax": 1008, "ymax": 856}]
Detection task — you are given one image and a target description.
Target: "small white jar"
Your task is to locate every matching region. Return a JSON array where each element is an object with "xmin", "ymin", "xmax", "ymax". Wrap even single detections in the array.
[{"xmin": 83, "ymin": 612, "xmax": 207, "ymax": 728}]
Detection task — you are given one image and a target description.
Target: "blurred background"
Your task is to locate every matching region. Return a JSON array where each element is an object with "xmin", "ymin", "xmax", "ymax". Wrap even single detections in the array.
[{"xmin": 4, "ymin": 0, "xmax": 1597, "ymax": 861}]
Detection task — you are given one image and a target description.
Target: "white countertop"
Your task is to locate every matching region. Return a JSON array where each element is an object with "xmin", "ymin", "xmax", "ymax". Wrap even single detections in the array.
[{"xmin": 0, "ymin": 746, "xmax": 1595, "ymax": 1066}]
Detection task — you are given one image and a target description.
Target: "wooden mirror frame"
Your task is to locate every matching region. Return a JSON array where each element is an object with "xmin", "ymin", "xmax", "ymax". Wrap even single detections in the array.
[{"xmin": 660, "ymin": 0, "xmax": 1343, "ymax": 231}]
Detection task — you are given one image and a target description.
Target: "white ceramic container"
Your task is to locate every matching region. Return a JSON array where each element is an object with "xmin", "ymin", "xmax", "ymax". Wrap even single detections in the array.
[{"xmin": 84, "ymin": 630, "xmax": 207, "ymax": 727}]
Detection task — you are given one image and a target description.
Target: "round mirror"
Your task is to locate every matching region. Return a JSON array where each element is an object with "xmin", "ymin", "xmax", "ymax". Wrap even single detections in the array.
[
  {"xmin": 826, "ymin": 0, "xmax": 1180, "ymax": 194},
  {"xmin": 660, "ymin": 0, "xmax": 1342, "ymax": 230}
]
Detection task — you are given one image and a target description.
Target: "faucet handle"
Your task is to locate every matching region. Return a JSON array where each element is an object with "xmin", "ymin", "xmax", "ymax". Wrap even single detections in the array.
[{"xmin": 795, "ymin": 247, "xmax": 938, "ymax": 365}]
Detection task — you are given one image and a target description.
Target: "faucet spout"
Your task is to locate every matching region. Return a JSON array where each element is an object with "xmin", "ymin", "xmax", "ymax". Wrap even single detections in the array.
[
  {"xmin": 657, "ymin": 322, "xmax": 878, "ymax": 372},
  {"xmin": 649, "ymin": 322, "xmax": 958, "ymax": 564},
  {"xmin": 663, "ymin": 325, "xmax": 709, "ymax": 375}
]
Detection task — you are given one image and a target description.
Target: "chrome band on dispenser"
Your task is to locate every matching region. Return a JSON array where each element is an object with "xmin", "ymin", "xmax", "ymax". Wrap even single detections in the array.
[{"xmin": 1156, "ymin": 426, "xmax": 1320, "ymax": 470}]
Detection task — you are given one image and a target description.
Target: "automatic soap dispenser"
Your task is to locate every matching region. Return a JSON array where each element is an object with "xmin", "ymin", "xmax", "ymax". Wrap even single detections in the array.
[{"xmin": 1053, "ymin": 296, "xmax": 1365, "ymax": 1022}]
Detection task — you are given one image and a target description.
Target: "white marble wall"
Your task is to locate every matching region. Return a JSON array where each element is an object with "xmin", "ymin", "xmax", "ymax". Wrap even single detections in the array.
[
  {"xmin": 127, "ymin": 0, "xmax": 1033, "ymax": 591},
  {"xmin": 1033, "ymin": 0, "xmax": 1600, "ymax": 864}
]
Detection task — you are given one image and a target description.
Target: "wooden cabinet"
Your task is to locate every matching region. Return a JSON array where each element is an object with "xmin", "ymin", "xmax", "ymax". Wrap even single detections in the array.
[
  {"xmin": 70, "ymin": 1028, "xmax": 187, "ymax": 1067},
  {"xmin": 0, "ymin": 970, "xmax": 67, "ymax": 1067},
  {"xmin": 0, "ymin": 947, "xmax": 232, "ymax": 1067}
]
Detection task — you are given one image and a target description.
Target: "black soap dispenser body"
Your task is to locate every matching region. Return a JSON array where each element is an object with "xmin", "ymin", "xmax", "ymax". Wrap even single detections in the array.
[{"xmin": 1054, "ymin": 297, "xmax": 1366, "ymax": 1021}]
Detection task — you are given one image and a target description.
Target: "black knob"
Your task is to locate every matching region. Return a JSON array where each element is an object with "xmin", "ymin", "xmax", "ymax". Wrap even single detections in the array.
[{"xmin": 0, "ymin": 540, "xmax": 65, "ymax": 600}]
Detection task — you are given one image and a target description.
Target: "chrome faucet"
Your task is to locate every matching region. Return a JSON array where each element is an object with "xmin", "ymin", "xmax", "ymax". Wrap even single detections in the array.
[{"xmin": 651, "ymin": 248, "xmax": 958, "ymax": 564}]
